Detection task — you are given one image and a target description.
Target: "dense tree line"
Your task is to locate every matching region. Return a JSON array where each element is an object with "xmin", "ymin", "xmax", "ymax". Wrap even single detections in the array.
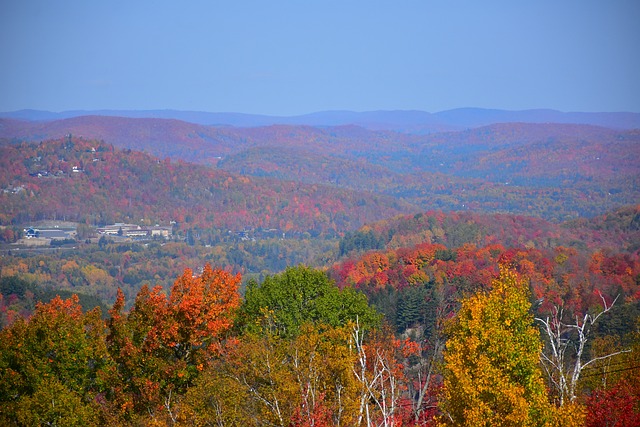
[
  {"xmin": 2, "ymin": 206, "xmax": 638, "ymax": 328},
  {"xmin": 2, "ymin": 263, "xmax": 638, "ymax": 426}
]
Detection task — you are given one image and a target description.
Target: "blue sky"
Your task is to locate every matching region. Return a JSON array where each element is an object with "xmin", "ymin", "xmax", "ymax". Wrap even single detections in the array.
[{"xmin": 1, "ymin": 0, "xmax": 639, "ymax": 115}]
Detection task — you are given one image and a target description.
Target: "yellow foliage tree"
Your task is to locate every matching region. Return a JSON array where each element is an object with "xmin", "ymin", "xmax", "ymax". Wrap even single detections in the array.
[
  {"xmin": 439, "ymin": 266, "xmax": 553, "ymax": 427},
  {"xmin": 181, "ymin": 323, "xmax": 360, "ymax": 427}
]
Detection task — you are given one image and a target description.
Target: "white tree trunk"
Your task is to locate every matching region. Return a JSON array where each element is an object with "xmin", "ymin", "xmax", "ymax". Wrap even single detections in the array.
[{"xmin": 536, "ymin": 293, "xmax": 629, "ymax": 405}]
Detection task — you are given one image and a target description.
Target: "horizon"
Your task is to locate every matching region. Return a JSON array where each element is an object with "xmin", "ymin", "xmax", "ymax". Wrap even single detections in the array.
[
  {"xmin": 1, "ymin": 1, "xmax": 639, "ymax": 115},
  {"xmin": 4, "ymin": 106, "xmax": 640, "ymax": 117}
]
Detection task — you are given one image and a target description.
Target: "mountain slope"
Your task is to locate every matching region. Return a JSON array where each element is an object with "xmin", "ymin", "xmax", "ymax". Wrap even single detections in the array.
[{"xmin": 0, "ymin": 137, "xmax": 417, "ymax": 234}]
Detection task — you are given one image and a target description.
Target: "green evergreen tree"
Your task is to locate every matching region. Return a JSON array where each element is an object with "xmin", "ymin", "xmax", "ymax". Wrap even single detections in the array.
[{"xmin": 396, "ymin": 285, "xmax": 428, "ymax": 332}]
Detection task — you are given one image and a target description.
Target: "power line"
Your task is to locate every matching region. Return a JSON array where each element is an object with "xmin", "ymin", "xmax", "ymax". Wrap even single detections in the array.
[
  {"xmin": 581, "ymin": 357, "xmax": 634, "ymax": 371},
  {"xmin": 580, "ymin": 364, "xmax": 640, "ymax": 379}
]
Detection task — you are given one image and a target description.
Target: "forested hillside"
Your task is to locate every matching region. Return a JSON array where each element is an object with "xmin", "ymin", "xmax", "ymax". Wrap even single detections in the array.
[
  {"xmin": 1, "ymin": 131, "xmax": 637, "ymax": 311},
  {"xmin": 330, "ymin": 207, "xmax": 640, "ymax": 335},
  {"xmin": 0, "ymin": 137, "xmax": 413, "ymax": 233},
  {"xmin": 2, "ymin": 118, "xmax": 638, "ymax": 220},
  {"xmin": 1, "ymin": 116, "xmax": 639, "ymax": 426},
  {"xmin": 2, "ymin": 212, "xmax": 639, "ymax": 425}
]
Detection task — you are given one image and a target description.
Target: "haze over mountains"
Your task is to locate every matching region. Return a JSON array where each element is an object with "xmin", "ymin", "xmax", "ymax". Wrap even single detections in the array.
[{"xmin": 2, "ymin": 108, "xmax": 640, "ymax": 133}]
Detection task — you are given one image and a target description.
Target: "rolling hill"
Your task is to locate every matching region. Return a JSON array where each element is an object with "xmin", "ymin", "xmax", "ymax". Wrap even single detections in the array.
[
  {"xmin": 1, "ymin": 115, "xmax": 639, "ymax": 221},
  {"xmin": 0, "ymin": 137, "xmax": 416, "ymax": 235}
]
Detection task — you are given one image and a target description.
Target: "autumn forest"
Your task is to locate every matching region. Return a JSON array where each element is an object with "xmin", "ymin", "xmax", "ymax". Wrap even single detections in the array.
[{"xmin": 0, "ymin": 112, "xmax": 639, "ymax": 426}]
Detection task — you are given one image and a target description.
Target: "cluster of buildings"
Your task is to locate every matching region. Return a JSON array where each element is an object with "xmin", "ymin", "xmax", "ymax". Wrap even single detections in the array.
[
  {"xmin": 20, "ymin": 223, "xmax": 172, "ymax": 246},
  {"xmin": 96, "ymin": 223, "xmax": 172, "ymax": 239}
]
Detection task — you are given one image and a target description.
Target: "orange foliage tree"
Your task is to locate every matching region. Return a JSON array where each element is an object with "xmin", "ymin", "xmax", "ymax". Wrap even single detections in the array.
[{"xmin": 105, "ymin": 263, "xmax": 240, "ymax": 423}]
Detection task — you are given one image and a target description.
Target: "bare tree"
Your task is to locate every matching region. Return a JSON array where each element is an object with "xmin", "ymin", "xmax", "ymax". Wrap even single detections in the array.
[
  {"xmin": 352, "ymin": 320, "xmax": 402, "ymax": 427},
  {"xmin": 535, "ymin": 293, "xmax": 630, "ymax": 406},
  {"xmin": 409, "ymin": 336, "xmax": 443, "ymax": 425}
]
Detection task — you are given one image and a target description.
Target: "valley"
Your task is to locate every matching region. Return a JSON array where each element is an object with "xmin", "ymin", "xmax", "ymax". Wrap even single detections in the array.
[{"xmin": 1, "ymin": 113, "xmax": 639, "ymax": 303}]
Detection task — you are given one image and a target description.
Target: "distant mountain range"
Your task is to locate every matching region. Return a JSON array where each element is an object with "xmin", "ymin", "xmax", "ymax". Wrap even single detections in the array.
[{"xmin": 1, "ymin": 108, "xmax": 639, "ymax": 133}]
